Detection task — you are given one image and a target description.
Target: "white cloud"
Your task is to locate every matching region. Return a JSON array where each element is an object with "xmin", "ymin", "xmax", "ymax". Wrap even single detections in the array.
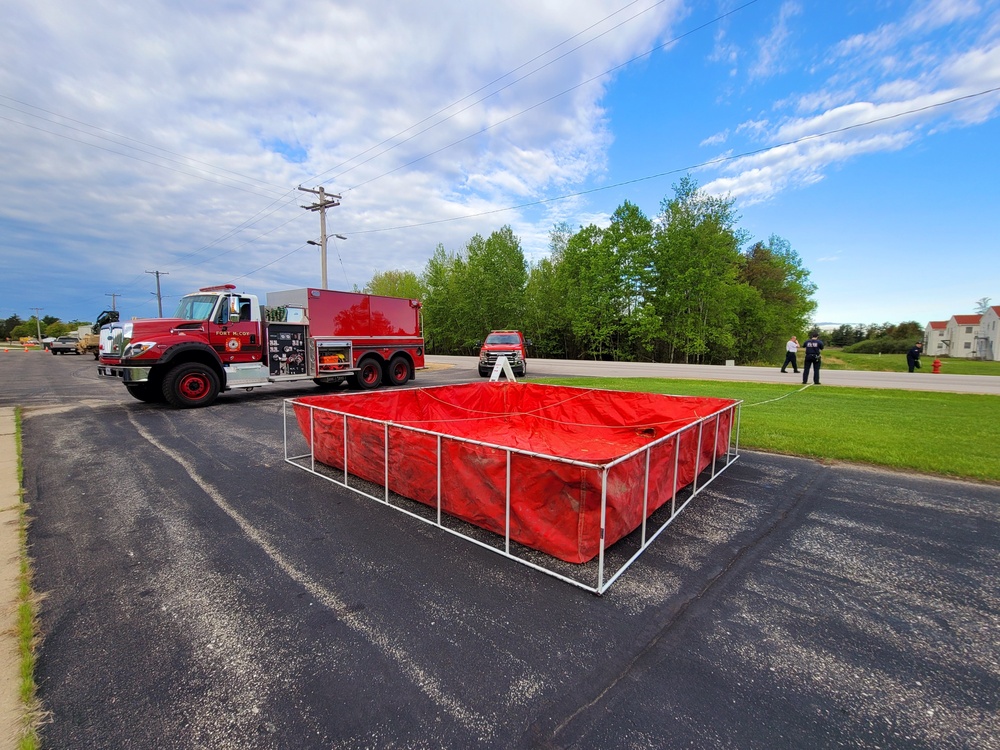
[
  {"xmin": 735, "ymin": 118, "xmax": 770, "ymax": 137},
  {"xmin": 908, "ymin": 0, "xmax": 982, "ymax": 32},
  {"xmin": 749, "ymin": 1, "xmax": 802, "ymax": 81},
  {"xmin": 700, "ymin": 130, "xmax": 729, "ymax": 146},
  {"xmin": 700, "ymin": 3, "xmax": 1000, "ymax": 205},
  {"xmin": 0, "ymin": 0, "xmax": 683, "ymax": 315},
  {"xmin": 703, "ymin": 131, "xmax": 915, "ymax": 204}
]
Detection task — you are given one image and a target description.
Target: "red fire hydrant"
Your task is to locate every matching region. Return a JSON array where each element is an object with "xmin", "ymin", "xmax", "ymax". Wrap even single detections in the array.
[{"xmin": 932, "ymin": 358, "xmax": 942, "ymax": 374}]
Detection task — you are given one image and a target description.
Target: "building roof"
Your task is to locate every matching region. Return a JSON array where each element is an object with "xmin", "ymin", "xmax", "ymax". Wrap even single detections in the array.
[
  {"xmin": 951, "ymin": 314, "xmax": 983, "ymax": 325},
  {"xmin": 928, "ymin": 320, "xmax": 948, "ymax": 329}
]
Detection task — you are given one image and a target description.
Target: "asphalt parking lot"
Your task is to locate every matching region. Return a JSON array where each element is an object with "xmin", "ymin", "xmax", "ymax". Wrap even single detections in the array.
[{"xmin": 4, "ymin": 351, "xmax": 999, "ymax": 749}]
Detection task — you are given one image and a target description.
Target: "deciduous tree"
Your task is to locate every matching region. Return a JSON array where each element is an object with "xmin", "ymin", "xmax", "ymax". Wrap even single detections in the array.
[
  {"xmin": 362, "ymin": 269, "xmax": 426, "ymax": 300},
  {"xmin": 734, "ymin": 236, "xmax": 816, "ymax": 362},
  {"xmin": 651, "ymin": 177, "xmax": 743, "ymax": 363}
]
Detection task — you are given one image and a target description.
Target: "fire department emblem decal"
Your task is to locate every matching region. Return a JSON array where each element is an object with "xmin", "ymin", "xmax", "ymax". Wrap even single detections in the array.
[{"xmin": 226, "ymin": 338, "xmax": 241, "ymax": 352}]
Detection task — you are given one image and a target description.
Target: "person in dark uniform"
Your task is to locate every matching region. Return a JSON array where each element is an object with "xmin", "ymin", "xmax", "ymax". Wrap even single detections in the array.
[
  {"xmin": 906, "ymin": 342, "xmax": 923, "ymax": 372},
  {"xmin": 781, "ymin": 336, "xmax": 799, "ymax": 373},
  {"xmin": 802, "ymin": 332, "xmax": 824, "ymax": 385}
]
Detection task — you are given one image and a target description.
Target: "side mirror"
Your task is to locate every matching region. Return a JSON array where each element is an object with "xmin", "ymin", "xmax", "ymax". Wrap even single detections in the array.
[
  {"xmin": 474, "ymin": 341, "xmax": 481, "ymax": 348},
  {"xmin": 229, "ymin": 313, "xmax": 240, "ymax": 323},
  {"xmin": 525, "ymin": 340, "xmax": 533, "ymax": 347}
]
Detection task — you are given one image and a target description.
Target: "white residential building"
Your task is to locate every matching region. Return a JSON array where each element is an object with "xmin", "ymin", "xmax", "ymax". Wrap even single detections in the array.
[
  {"xmin": 924, "ymin": 320, "xmax": 948, "ymax": 356},
  {"xmin": 978, "ymin": 306, "xmax": 1000, "ymax": 361},
  {"xmin": 943, "ymin": 314, "xmax": 982, "ymax": 359}
]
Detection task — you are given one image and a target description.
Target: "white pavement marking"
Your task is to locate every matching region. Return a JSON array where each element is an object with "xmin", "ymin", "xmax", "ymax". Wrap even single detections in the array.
[{"xmin": 126, "ymin": 413, "xmax": 495, "ymax": 740}]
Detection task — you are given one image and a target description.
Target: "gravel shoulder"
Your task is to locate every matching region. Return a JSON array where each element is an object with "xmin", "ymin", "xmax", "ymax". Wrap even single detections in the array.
[{"xmin": 0, "ymin": 407, "xmax": 22, "ymax": 748}]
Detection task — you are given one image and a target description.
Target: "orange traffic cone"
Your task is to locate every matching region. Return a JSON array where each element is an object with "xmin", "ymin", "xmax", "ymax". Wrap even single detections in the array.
[{"xmin": 24, "ymin": 347, "xmax": 29, "ymax": 352}]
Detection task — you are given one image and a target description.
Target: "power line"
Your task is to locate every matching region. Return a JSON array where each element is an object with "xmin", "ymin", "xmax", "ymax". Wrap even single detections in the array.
[
  {"xmin": 336, "ymin": 0, "xmax": 763, "ymax": 193},
  {"xmin": 344, "ymin": 85, "xmax": 1000, "ymax": 236},
  {"xmin": 231, "ymin": 84, "xmax": 1000, "ymax": 283},
  {"xmin": 0, "ymin": 95, "xmax": 291, "ymax": 194},
  {"xmin": 4, "ymin": 1, "xmax": 751, "ymax": 291},
  {"xmin": 0, "ymin": 112, "xmax": 288, "ymax": 199},
  {"xmin": 305, "ymin": 0, "xmax": 678, "ymax": 186},
  {"xmin": 166, "ymin": 1, "xmax": 691, "ymax": 276},
  {"xmin": 164, "ymin": 1, "xmax": 761, "ymax": 289}
]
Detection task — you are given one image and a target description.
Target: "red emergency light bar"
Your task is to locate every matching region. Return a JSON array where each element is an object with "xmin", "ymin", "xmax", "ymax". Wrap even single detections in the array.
[{"xmin": 198, "ymin": 284, "xmax": 237, "ymax": 292}]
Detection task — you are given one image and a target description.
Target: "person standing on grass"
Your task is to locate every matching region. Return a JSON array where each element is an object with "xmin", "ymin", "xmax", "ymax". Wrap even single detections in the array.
[
  {"xmin": 802, "ymin": 331, "xmax": 824, "ymax": 385},
  {"xmin": 907, "ymin": 342, "xmax": 923, "ymax": 372},
  {"xmin": 781, "ymin": 336, "xmax": 799, "ymax": 373}
]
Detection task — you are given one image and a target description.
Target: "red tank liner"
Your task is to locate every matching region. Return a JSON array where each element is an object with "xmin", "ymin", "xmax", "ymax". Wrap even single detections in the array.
[{"xmin": 292, "ymin": 382, "xmax": 737, "ymax": 564}]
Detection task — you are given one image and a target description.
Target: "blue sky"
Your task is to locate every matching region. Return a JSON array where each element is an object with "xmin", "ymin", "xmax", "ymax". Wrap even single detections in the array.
[{"xmin": 1, "ymin": 0, "xmax": 998, "ymax": 328}]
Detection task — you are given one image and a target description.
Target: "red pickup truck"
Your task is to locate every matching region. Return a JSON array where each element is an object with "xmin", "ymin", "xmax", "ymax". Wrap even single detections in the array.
[{"xmin": 477, "ymin": 330, "xmax": 531, "ymax": 377}]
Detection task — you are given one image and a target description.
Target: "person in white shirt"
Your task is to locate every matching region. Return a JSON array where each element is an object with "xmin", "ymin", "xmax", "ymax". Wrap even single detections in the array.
[{"xmin": 781, "ymin": 336, "xmax": 799, "ymax": 373}]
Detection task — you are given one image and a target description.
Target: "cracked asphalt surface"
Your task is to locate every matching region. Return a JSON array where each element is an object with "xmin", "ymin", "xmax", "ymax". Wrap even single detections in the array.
[{"xmin": 4, "ymin": 352, "xmax": 999, "ymax": 749}]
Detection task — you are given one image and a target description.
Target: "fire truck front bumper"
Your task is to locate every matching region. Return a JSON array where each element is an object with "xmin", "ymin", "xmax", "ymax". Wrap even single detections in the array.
[{"xmin": 98, "ymin": 364, "xmax": 152, "ymax": 383}]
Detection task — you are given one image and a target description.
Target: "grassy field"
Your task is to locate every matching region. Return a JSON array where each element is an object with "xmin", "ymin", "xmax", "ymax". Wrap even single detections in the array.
[
  {"xmin": 799, "ymin": 349, "xmax": 1000, "ymax": 375},
  {"xmin": 536, "ymin": 377, "xmax": 1000, "ymax": 483}
]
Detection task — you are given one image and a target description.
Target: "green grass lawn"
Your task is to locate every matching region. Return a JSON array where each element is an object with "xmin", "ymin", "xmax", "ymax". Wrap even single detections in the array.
[
  {"xmin": 795, "ymin": 349, "xmax": 1000, "ymax": 375},
  {"xmin": 536, "ymin": 377, "xmax": 1000, "ymax": 483}
]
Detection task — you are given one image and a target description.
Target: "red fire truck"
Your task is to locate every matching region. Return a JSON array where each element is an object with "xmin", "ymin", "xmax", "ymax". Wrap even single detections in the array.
[{"xmin": 98, "ymin": 285, "xmax": 425, "ymax": 407}]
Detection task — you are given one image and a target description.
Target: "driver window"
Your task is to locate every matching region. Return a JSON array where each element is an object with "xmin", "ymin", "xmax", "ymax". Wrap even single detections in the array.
[{"xmin": 217, "ymin": 296, "xmax": 239, "ymax": 323}]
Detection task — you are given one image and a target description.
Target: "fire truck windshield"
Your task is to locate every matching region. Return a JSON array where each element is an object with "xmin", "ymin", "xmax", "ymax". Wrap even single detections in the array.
[{"xmin": 173, "ymin": 294, "xmax": 220, "ymax": 321}]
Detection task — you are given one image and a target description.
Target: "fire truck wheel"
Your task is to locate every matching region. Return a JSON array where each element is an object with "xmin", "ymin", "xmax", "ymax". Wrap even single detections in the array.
[
  {"xmin": 353, "ymin": 358, "xmax": 383, "ymax": 391},
  {"xmin": 163, "ymin": 362, "xmax": 220, "ymax": 408},
  {"xmin": 125, "ymin": 382, "xmax": 165, "ymax": 404},
  {"xmin": 386, "ymin": 356, "xmax": 410, "ymax": 386}
]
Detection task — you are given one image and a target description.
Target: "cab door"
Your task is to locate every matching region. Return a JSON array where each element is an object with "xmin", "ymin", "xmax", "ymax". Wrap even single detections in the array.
[{"xmin": 208, "ymin": 295, "xmax": 263, "ymax": 364}]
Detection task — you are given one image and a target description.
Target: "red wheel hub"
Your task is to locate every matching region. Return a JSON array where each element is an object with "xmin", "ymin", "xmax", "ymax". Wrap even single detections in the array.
[{"xmin": 179, "ymin": 373, "xmax": 209, "ymax": 400}]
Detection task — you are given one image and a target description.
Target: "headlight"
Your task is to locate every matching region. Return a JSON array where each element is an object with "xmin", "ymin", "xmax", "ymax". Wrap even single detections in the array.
[
  {"xmin": 480, "ymin": 351, "xmax": 489, "ymax": 361},
  {"xmin": 123, "ymin": 341, "xmax": 157, "ymax": 358}
]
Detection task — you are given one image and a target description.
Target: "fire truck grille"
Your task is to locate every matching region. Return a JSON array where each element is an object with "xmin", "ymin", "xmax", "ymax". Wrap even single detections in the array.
[
  {"xmin": 483, "ymin": 350, "xmax": 522, "ymax": 366},
  {"xmin": 106, "ymin": 326, "xmax": 126, "ymax": 357}
]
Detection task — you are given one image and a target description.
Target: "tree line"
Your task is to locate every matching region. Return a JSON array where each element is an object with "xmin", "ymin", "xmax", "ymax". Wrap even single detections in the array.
[
  {"xmin": 829, "ymin": 321, "xmax": 925, "ymax": 354},
  {"xmin": 365, "ymin": 178, "xmax": 819, "ymax": 364},
  {"xmin": 1, "ymin": 315, "xmax": 89, "ymax": 342}
]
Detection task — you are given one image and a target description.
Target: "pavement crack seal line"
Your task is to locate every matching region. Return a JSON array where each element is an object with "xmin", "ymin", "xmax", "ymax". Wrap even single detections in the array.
[
  {"xmin": 541, "ymin": 461, "xmax": 832, "ymax": 745},
  {"xmin": 126, "ymin": 413, "xmax": 492, "ymax": 738}
]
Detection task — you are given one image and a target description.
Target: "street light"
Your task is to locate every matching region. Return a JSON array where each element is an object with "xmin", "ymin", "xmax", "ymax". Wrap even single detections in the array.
[{"xmin": 307, "ymin": 234, "xmax": 347, "ymax": 289}]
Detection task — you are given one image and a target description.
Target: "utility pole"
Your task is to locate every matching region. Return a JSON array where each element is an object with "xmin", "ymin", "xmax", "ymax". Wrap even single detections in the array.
[
  {"xmin": 105, "ymin": 293, "xmax": 121, "ymax": 311},
  {"xmin": 299, "ymin": 186, "xmax": 341, "ymax": 289},
  {"xmin": 146, "ymin": 270, "xmax": 168, "ymax": 317},
  {"xmin": 30, "ymin": 307, "xmax": 43, "ymax": 344}
]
